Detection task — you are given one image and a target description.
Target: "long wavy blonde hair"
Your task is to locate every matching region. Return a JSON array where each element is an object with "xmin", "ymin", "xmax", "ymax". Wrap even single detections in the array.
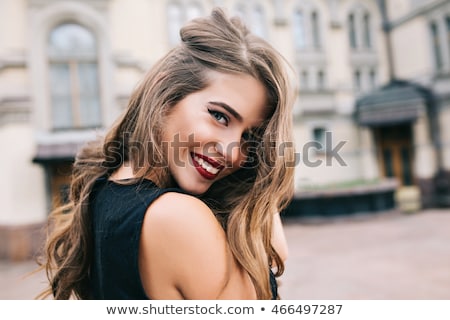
[{"xmin": 38, "ymin": 7, "xmax": 296, "ymax": 300}]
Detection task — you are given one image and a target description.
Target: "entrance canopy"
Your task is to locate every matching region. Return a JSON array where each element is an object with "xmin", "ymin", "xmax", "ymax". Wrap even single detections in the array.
[
  {"xmin": 32, "ymin": 142, "xmax": 82, "ymax": 164},
  {"xmin": 355, "ymin": 80, "xmax": 429, "ymax": 126}
]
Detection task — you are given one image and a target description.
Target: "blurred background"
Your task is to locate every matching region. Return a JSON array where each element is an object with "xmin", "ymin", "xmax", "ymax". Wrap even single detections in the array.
[{"xmin": 0, "ymin": 0, "xmax": 449, "ymax": 299}]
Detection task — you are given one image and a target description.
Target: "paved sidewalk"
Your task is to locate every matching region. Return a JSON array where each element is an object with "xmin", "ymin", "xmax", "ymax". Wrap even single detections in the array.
[
  {"xmin": 1, "ymin": 208, "xmax": 449, "ymax": 299},
  {"xmin": 279, "ymin": 208, "xmax": 450, "ymax": 299}
]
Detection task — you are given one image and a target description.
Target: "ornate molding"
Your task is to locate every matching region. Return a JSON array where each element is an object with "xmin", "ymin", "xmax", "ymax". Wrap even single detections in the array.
[
  {"xmin": 328, "ymin": 0, "xmax": 342, "ymax": 29},
  {"xmin": 387, "ymin": 0, "xmax": 449, "ymax": 30},
  {"xmin": 272, "ymin": 0, "xmax": 287, "ymax": 26},
  {"xmin": 27, "ymin": 0, "xmax": 111, "ymax": 11},
  {"xmin": 0, "ymin": 54, "xmax": 27, "ymax": 71},
  {"xmin": 0, "ymin": 96, "xmax": 31, "ymax": 126}
]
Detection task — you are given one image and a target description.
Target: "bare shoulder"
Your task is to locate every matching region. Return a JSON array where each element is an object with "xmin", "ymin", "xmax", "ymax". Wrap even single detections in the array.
[
  {"xmin": 139, "ymin": 192, "xmax": 252, "ymax": 299},
  {"xmin": 146, "ymin": 192, "xmax": 221, "ymax": 232}
]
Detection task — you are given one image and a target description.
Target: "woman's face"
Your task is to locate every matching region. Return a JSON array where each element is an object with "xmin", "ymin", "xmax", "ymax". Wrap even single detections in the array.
[{"xmin": 162, "ymin": 71, "xmax": 269, "ymax": 195}]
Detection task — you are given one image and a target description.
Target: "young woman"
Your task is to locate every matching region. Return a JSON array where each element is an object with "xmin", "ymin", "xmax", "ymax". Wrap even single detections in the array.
[{"xmin": 38, "ymin": 7, "xmax": 295, "ymax": 300}]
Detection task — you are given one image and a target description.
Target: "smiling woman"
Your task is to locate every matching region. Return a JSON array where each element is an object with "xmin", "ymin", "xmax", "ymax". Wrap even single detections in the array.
[
  {"xmin": 160, "ymin": 71, "xmax": 268, "ymax": 195},
  {"xmin": 37, "ymin": 7, "xmax": 296, "ymax": 300}
]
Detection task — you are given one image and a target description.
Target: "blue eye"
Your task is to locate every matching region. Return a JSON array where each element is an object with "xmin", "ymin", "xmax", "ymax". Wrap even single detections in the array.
[{"xmin": 208, "ymin": 109, "xmax": 229, "ymax": 125}]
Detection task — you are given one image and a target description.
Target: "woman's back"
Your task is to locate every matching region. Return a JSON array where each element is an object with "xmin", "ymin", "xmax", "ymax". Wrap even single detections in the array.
[
  {"xmin": 90, "ymin": 175, "xmax": 267, "ymax": 299},
  {"xmin": 90, "ymin": 177, "xmax": 181, "ymax": 299}
]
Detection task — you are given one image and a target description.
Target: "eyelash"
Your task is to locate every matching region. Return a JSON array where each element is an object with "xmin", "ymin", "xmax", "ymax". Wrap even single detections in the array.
[
  {"xmin": 208, "ymin": 109, "xmax": 229, "ymax": 126},
  {"xmin": 207, "ymin": 108, "xmax": 258, "ymax": 142}
]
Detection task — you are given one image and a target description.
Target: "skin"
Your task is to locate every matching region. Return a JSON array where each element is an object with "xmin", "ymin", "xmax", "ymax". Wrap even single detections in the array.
[
  {"xmin": 160, "ymin": 71, "xmax": 269, "ymax": 195},
  {"xmin": 112, "ymin": 71, "xmax": 288, "ymax": 299}
]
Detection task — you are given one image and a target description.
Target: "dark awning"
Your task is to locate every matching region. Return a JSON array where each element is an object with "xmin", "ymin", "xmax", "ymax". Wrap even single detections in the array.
[
  {"xmin": 32, "ymin": 142, "xmax": 84, "ymax": 164},
  {"xmin": 355, "ymin": 80, "xmax": 428, "ymax": 126}
]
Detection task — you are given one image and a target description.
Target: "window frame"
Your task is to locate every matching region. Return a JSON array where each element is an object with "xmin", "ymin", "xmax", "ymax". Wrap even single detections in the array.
[
  {"xmin": 292, "ymin": 2, "xmax": 322, "ymax": 52},
  {"xmin": 47, "ymin": 22, "xmax": 102, "ymax": 130},
  {"xmin": 29, "ymin": 2, "xmax": 113, "ymax": 133},
  {"xmin": 167, "ymin": 1, "xmax": 205, "ymax": 46},
  {"xmin": 347, "ymin": 6, "xmax": 373, "ymax": 51}
]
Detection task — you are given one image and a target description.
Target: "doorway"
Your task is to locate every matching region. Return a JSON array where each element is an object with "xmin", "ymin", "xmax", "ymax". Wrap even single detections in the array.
[{"xmin": 374, "ymin": 124, "xmax": 414, "ymax": 186}]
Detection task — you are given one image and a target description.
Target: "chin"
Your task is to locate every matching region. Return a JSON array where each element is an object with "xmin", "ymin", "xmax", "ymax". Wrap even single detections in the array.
[
  {"xmin": 177, "ymin": 180, "xmax": 211, "ymax": 196},
  {"xmin": 186, "ymin": 185, "xmax": 210, "ymax": 196}
]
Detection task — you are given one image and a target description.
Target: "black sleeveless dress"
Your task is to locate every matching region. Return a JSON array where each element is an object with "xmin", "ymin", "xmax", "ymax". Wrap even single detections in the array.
[{"xmin": 89, "ymin": 177, "xmax": 278, "ymax": 299}]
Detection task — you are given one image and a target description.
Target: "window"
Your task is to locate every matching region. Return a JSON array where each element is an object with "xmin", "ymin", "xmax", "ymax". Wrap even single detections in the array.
[
  {"xmin": 447, "ymin": 17, "xmax": 450, "ymax": 50},
  {"xmin": 293, "ymin": 5, "xmax": 321, "ymax": 50},
  {"xmin": 348, "ymin": 14, "xmax": 357, "ymax": 49},
  {"xmin": 301, "ymin": 70, "xmax": 309, "ymax": 90},
  {"xmin": 347, "ymin": 8, "xmax": 372, "ymax": 50},
  {"xmin": 317, "ymin": 70, "xmax": 325, "ymax": 90},
  {"xmin": 352, "ymin": 68, "xmax": 377, "ymax": 93},
  {"xmin": 431, "ymin": 22, "xmax": 443, "ymax": 69},
  {"xmin": 430, "ymin": 22, "xmax": 443, "ymax": 70},
  {"xmin": 233, "ymin": 2, "xmax": 268, "ymax": 39},
  {"xmin": 363, "ymin": 13, "xmax": 371, "ymax": 48},
  {"xmin": 369, "ymin": 69, "xmax": 376, "ymax": 90},
  {"xmin": 313, "ymin": 127, "xmax": 326, "ymax": 151},
  {"xmin": 354, "ymin": 69, "xmax": 362, "ymax": 91},
  {"xmin": 347, "ymin": 7, "xmax": 377, "ymax": 93},
  {"xmin": 293, "ymin": 10, "xmax": 306, "ymax": 49},
  {"xmin": 167, "ymin": 2, "xmax": 204, "ymax": 46},
  {"xmin": 311, "ymin": 11, "xmax": 320, "ymax": 49},
  {"xmin": 48, "ymin": 23, "xmax": 101, "ymax": 130}
]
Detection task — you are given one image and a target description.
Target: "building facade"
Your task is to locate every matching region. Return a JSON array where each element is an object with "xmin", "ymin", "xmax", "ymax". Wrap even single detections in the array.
[{"xmin": 0, "ymin": 0, "xmax": 449, "ymax": 260}]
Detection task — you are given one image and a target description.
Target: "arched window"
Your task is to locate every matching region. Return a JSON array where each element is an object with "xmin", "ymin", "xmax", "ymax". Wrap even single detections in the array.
[
  {"xmin": 311, "ymin": 11, "xmax": 320, "ymax": 48},
  {"xmin": 431, "ymin": 22, "xmax": 443, "ymax": 69},
  {"xmin": 348, "ymin": 13, "xmax": 357, "ymax": 49},
  {"xmin": 348, "ymin": 8, "xmax": 373, "ymax": 50},
  {"xmin": 363, "ymin": 13, "xmax": 372, "ymax": 48},
  {"xmin": 447, "ymin": 16, "xmax": 450, "ymax": 47},
  {"xmin": 48, "ymin": 23, "xmax": 101, "ymax": 130},
  {"xmin": 293, "ymin": 5, "xmax": 321, "ymax": 50}
]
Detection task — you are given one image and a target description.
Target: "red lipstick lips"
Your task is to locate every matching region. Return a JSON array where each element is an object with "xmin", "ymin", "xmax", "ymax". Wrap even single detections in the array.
[{"xmin": 191, "ymin": 153, "xmax": 224, "ymax": 180}]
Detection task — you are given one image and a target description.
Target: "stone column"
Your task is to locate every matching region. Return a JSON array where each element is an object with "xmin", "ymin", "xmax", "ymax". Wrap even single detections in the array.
[{"xmin": 413, "ymin": 112, "xmax": 438, "ymax": 207}]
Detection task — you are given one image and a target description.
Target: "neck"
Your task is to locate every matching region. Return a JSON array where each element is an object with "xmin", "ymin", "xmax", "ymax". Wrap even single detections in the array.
[{"xmin": 109, "ymin": 162, "xmax": 171, "ymax": 188}]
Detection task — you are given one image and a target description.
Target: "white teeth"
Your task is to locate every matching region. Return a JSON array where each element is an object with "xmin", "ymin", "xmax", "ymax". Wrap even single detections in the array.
[{"xmin": 194, "ymin": 155, "xmax": 220, "ymax": 175}]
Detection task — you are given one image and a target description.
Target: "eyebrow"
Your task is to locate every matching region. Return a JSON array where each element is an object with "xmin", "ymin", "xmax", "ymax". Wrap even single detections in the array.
[{"xmin": 209, "ymin": 101, "xmax": 243, "ymax": 122}]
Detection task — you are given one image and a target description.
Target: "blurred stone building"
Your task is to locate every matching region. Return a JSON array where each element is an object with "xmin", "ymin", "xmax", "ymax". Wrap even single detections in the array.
[{"xmin": 0, "ymin": 0, "xmax": 449, "ymax": 260}]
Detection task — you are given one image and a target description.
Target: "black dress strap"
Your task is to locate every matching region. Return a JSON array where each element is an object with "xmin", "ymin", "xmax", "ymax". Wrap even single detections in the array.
[{"xmin": 269, "ymin": 269, "xmax": 278, "ymax": 299}]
